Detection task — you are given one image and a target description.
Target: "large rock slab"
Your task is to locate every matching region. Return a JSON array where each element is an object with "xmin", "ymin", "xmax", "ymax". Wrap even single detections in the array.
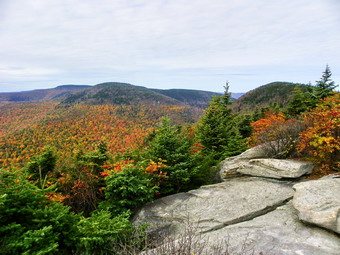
[
  {"xmin": 293, "ymin": 177, "xmax": 340, "ymax": 234},
  {"xmin": 199, "ymin": 202, "xmax": 340, "ymax": 255},
  {"xmin": 238, "ymin": 159, "xmax": 314, "ymax": 179},
  {"xmin": 144, "ymin": 202, "xmax": 340, "ymax": 255},
  {"xmin": 133, "ymin": 177, "xmax": 293, "ymax": 237}
]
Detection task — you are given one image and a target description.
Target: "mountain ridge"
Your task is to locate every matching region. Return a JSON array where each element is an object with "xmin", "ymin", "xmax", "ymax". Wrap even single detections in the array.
[{"xmin": 0, "ymin": 82, "xmax": 228, "ymax": 109}]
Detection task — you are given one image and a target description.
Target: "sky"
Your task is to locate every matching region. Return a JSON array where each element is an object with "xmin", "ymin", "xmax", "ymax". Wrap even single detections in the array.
[{"xmin": 0, "ymin": 0, "xmax": 340, "ymax": 93}]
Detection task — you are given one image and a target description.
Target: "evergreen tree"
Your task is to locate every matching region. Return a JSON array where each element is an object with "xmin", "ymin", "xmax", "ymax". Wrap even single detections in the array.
[
  {"xmin": 314, "ymin": 65, "xmax": 338, "ymax": 99},
  {"xmin": 26, "ymin": 147, "xmax": 57, "ymax": 189},
  {"xmin": 286, "ymin": 87, "xmax": 314, "ymax": 116},
  {"xmin": 144, "ymin": 118, "xmax": 195, "ymax": 194},
  {"xmin": 237, "ymin": 114, "xmax": 253, "ymax": 138},
  {"xmin": 197, "ymin": 82, "xmax": 246, "ymax": 160}
]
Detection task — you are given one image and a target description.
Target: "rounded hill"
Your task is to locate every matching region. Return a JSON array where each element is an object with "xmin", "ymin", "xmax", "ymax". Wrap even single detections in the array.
[{"xmin": 231, "ymin": 82, "xmax": 312, "ymax": 112}]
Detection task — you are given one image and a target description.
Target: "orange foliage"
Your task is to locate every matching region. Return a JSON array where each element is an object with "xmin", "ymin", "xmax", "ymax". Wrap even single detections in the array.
[
  {"xmin": 145, "ymin": 160, "xmax": 166, "ymax": 174},
  {"xmin": 1, "ymin": 103, "xmax": 199, "ymax": 169},
  {"xmin": 298, "ymin": 94, "xmax": 340, "ymax": 171},
  {"xmin": 248, "ymin": 112, "xmax": 288, "ymax": 145}
]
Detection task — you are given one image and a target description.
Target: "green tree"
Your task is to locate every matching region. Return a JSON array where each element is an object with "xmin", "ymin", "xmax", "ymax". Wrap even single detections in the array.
[
  {"xmin": 286, "ymin": 66, "xmax": 338, "ymax": 116},
  {"xmin": 76, "ymin": 141, "xmax": 109, "ymax": 175},
  {"xmin": 102, "ymin": 166, "xmax": 157, "ymax": 215},
  {"xmin": 314, "ymin": 65, "xmax": 338, "ymax": 99},
  {"xmin": 236, "ymin": 114, "xmax": 253, "ymax": 138},
  {"xmin": 197, "ymin": 83, "xmax": 246, "ymax": 160},
  {"xmin": 0, "ymin": 170, "xmax": 79, "ymax": 254},
  {"xmin": 286, "ymin": 86, "xmax": 314, "ymax": 116},
  {"xmin": 26, "ymin": 147, "xmax": 57, "ymax": 189},
  {"xmin": 144, "ymin": 118, "xmax": 195, "ymax": 194},
  {"xmin": 76, "ymin": 210, "xmax": 141, "ymax": 254}
]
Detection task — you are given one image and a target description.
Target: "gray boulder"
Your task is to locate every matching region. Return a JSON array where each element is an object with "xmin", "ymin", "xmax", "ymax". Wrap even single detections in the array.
[
  {"xmin": 238, "ymin": 159, "xmax": 314, "ymax": 179},
  {"xmin": 133, "ymin": 177, "xmax": 293, "ymax": 237},
  {"xmin": 219, "ymin": 146, "xmax": 314, "ymax": 181},
  {"xmin": 293, "ymin": 177, "xmax": 340, "ymax": 234},
  {"xmin": 219, "ymin": 146, "xmax": 268, "ymax": 180}
]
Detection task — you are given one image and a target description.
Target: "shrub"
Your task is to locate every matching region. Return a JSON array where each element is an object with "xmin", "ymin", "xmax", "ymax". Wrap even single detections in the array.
[
  {"xmin": 102, "ymin": 164, "xmax": 158, "ymax": 215},
  {"xmin": 248, "ymin": 112, "xmax": 305, "ymax": 158},
  {"xmin": 298, "ymin": 94, "xmax": 340, "ymax": 171},
  {"xmin": 76, "ymin": 210, "xmax": 143, "ymax": 255}
]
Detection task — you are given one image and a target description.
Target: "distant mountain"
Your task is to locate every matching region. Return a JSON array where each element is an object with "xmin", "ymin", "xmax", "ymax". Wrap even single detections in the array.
[
  {"xmin": 0, "ymin": 82, "xmax": 244, "ymax": 109},
  {"xmin": 151, "ymin": 89, "xmax": 222, "ymax": 108},
  {"xmin": 231, "ymin": 82, "xmax": 312, "ymax": 113},
  {"xmin": 0, "ymin": 85, "xmax": 90, "ymax": 102},
  {"xmin": 59, "ymin": 82, "xmax": 183, "ymax": 106}
]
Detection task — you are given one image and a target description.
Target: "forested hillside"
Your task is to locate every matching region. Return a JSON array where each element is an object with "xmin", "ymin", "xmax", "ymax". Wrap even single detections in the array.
[
  {"xmin": 59, "ymin": 83, "xmax": 182, "ymax": 106},
  {"xmin": 231, "ymin": 82, "xmax": 312, "ymax": 113},
  {"xmin": 151, "ymin": 88, "xmax": 222, "ymax": 108}
]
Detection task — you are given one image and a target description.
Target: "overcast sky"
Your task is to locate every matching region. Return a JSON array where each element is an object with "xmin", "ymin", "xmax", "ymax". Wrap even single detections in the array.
[{"xmin": 0, "ymin": 0, "xmax": 339, "ymax": 93}]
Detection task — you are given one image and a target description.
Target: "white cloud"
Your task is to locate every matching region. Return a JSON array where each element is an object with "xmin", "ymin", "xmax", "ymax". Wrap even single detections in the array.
[{"xmin": 0, "ymin": 0, "xmax": 339, "ymax": 92}]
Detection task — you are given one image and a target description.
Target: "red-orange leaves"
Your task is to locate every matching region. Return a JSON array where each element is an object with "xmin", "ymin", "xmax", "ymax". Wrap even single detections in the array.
[{"xmin": 298, "ymin": 94, "xmax": 340, "ymax": 171}]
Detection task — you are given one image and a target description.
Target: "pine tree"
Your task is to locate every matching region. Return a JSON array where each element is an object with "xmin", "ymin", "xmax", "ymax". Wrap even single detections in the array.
[
  {"xmin": 145, "ymin": 118, "xmax": 194, "ymax": 194},
  {"xmin": 197, "ymin": 82, "xmax": 246, "ymax": 160},
  {"xmin": 314, "ymin": 65, "xmax": 338, "ymax": 99},
  {"xmin": 237, "ymin": 114, "xmax": 253, "ymax": 138},
  {"xmin": 286, "ymin": 87, "xmax": 314, "ymax": 116}
]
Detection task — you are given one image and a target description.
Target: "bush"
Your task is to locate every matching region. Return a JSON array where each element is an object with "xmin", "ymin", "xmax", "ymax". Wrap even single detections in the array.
[
  {"xmin": 102, "ymin": 165, "xmax": 157, "ymax": 215},
  {"xmin": 248, "ymin": 113, "xmax": 305, "ymax": 158},
  {"xmin": 77, "ymin": 210, "xmax": 144, "ymax": 255},
  {"xmin": 298, "ymin": 94, "xmax": 340, "ymax": 171}
]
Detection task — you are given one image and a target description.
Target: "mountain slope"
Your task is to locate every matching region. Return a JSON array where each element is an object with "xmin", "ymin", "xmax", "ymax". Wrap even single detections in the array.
[
  {"xmin": 0, "ymin": 85, "xmax": 90, "ymax": 102},
  {"xmin": 151, "ymin": 88, "xmax": 222, "ymax": 108},
  {"xmin": 59, "ymin": 82, "xmax": 183, "ymax": 106},
  {"xmin": 231, "ymin": 82, "xmax": 312, "ymax": 112}
]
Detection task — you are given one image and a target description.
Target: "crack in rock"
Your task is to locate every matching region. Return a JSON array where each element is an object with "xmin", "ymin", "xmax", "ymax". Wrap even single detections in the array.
[{"xmin": 201, "ymin": 196, "xmax": 293, "ymax": 233}]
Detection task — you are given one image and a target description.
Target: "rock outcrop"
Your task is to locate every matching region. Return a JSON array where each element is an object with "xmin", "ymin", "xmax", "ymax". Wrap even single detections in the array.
[
  {"xmin": 293, "ymin": 176, "xmax": 340, "ymax": 234},
  {"xmin": 238, "ymin": 158, "xmax": 314, "ymax": 179},
  {"xmin": 134, "ymin": 146, "xmax": 340, "ymax": 254},
  {"xmin": 197, "ymin": 202, "xmax": 340, "ymax": 255},
  {"xmin": 134, "ymin": 178, "xmax": 293, "ymax": 236},
  {"xmin": 219, "ymin": 146, "xmax": 314, "ymax": 180},
  {"xmin": 218, "ymin": 145, "xmax": 267, "ymax": 179}
]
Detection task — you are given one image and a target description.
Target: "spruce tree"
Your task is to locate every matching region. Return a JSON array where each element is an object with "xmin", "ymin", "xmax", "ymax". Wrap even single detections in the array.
[
  {"xmin": 314, "ymin": 65, "xmax": 338, "ymax": 99},
  {"xmin": 197, "ymin": 82, "xmax": 246, "ymax": 160},
  {"xmin": 286, "ymin": 87, "xmax": 314, "ymax": 116},
  {"xmin": 145, "ymin": 118, "xmax": 194, "ymax": 194}
]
